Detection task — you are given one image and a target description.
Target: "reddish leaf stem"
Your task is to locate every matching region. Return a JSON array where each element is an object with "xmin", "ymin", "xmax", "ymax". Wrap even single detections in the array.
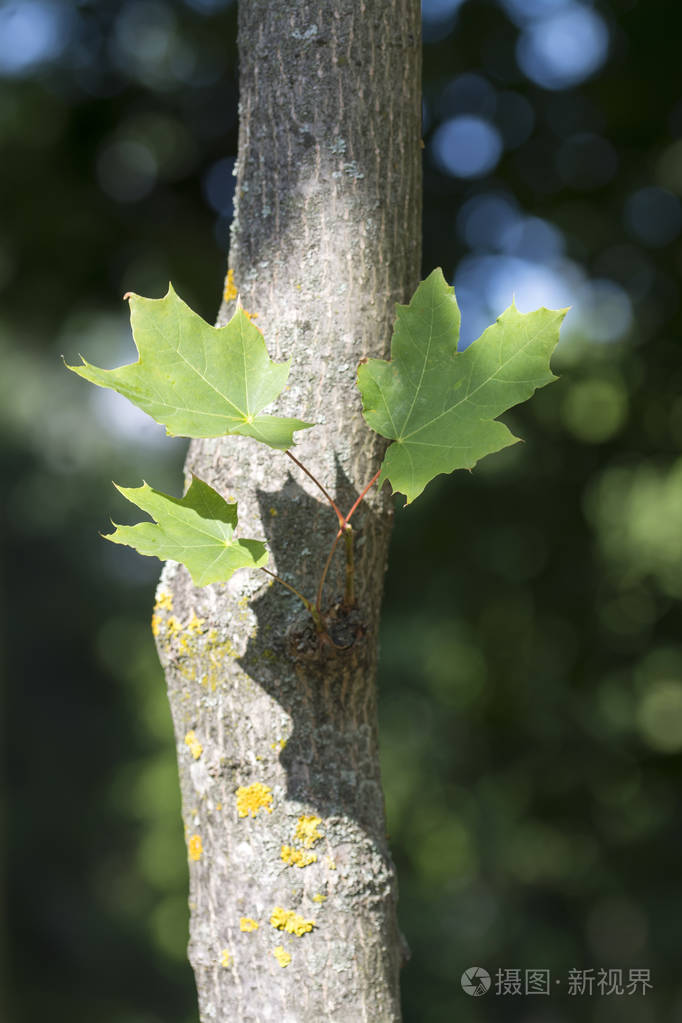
[
  {"xmin": 315, "ymin": 467, "xmax": 382, "ymax": 612},
  {"xmin": 285, "ymin": 450, "xmax": 344, "ymax": 527},
  {"xmin": 343, "ymin": 467, "xmax": 382, "ymax": 526}
]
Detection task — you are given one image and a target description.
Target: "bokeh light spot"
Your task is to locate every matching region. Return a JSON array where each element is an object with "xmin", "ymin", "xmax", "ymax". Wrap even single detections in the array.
[
  {"xmin": 637, "ymin": 680, "xmax": 682, "ymax": 753},
  {"xmin": 151, "ymin": 894, "xmax": 192, "ymax": 961},
  {"xmin": 119, "ymin": 114, "xmax": 197, "ymax": 182},
  {"xmin": 457, "ymin": 193, "xmax": 522, "ymax": 250},
  {"xmin": 625, "ymin": 186, "xmax": 682, "ymax": 247},
  {"xmin": 110, "ymin": 0, "xmax": 196, "ymax": 89},
  {"xmin": 657, "ymin": 139, "xmax": 682, "ymax": 195},
  {"xmin": 431, "ymin": 116, "xmax": 503, "ymax": 178},
  {"xmin": 586, "ymin": 460, "xmax": 682, "ymax": 599},
  {"xmin": 91, "ymin": 389, "xmax": 169, "ymax": 448},
  {"xmin": 424, "ymin": 627, "xmax": 488, "ymax": 710},
  {"xmin": 561, "ymin": 377, "xmax": 628, "ymax": 444},
  {"xmin": 455, "ymin": 253, "xmax": 578, "ymax": 346},
  {"xmin": 114, "ymin": 1, "xmax": 177, "ymax": 64},
  {"xmin": 422, "ymin": 0, "xmax": 466, "ymax": 43},
  {"xmin": 499, "ymin": 0, "xmax": 573, "ymax": 25},
  {"xmin": 411, "ymin": 815, "xmax": 476, "ymax": 884},
  {"xmin": 439, "ymin": 73, "xmax": 497, "ymax": 120},
  {"xmin": 500, "ymin": 215, "xmax": 564, "ymax": 261},
  {"xmin": 96, "ymin": 139, "xmax": 158, "ymax": 203},
  {"xmin": 517, "ymin": 5, "xmax": 610, "ymax": 90},
  {"xmin": 574, "ymin": 278, "xmax": 633, "ymax": 342},
  {"xmin": 0, "ymin": 0, "xmax": 69, "ymax": 76},
  {"xmin": 508, "ymin": 822, "xmax": 596, "ymax": 883}
]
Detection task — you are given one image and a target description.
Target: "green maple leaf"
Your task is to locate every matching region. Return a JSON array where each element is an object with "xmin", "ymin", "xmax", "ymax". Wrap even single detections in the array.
[
  {"xmin": 66, "ymin": 285, "xmax": 312, "ymax": 450},
  {"xmin": 106, "ymin": 475, "xmax": 267, "ymax": 586},
  {"xmin": 357, "ymin": 268, "xmax": 566, "ymax": 503}
]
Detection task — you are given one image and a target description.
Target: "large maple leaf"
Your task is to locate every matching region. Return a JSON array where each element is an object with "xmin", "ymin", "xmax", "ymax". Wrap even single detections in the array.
[
  {"xmin": 357, "ymin": 268, "xmax": 566, "ymax": 503},
  {"xmin": 67, "ymin": 285, "xmax": 313, "ymax": 450}
]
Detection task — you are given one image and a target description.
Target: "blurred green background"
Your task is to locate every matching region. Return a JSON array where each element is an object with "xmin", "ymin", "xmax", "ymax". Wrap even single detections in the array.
[{"xmin": 2, "ymin": 0, "xmax": 681, "ymax": 1020}]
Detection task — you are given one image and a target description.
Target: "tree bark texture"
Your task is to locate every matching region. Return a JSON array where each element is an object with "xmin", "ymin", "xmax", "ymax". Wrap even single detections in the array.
[{"xmin": 155, "ymin": 2, "xmax": 421, "ymax": 1020}]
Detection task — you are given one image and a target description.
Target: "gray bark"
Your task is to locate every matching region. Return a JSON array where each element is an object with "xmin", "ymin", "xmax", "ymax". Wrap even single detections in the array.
[{"xmin": 155, "ymin": 2, "xmax": 421, "ymax": 1019}]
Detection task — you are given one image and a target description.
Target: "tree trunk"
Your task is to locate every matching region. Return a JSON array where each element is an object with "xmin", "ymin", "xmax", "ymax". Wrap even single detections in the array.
[{"xmin": 154, "ymin": 2, "xmax": 421, "ymax": 1019}]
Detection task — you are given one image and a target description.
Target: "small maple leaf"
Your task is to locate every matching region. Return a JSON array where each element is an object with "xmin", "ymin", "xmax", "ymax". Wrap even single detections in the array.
[{"xmin": 105, "ymin": 475, "xmax": 267, "ymax": 586}]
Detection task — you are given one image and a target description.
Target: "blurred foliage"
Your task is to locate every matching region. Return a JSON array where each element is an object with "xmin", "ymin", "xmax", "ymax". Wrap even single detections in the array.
[{"xmin": 2, "ymin": 0, "xmax": 682, "ymax": 1021}]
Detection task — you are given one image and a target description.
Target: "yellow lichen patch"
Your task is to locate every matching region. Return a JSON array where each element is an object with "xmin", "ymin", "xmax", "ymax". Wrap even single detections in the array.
[
  {"xmin": 312, "ymin": 893, "xmax": 327, "ymax": 904},
  {"xmin": 178, "ymin": 662, "xmax": 197, "ymax": 683},
  {"xmin": 184, "ymin": 730, "xmax": 203, "ymax": 760},
  {"xmin": 325, "ymin": 856, "xmax": 337, "ymax": 871},
  {"xmin": 270, "ymin": 907, "xmax": 315, "ymax": 936},
  {"xmin": 223, "ymin": 267, "xmax": 238, "ymax": 303},
  {"xmin": 269, "ymin": 506, "xmax": 278, "ymax": 517},
  {"xmin": 155, "ymin": 613, "xmax": 240, "ymax": 691},
  {"xmin": 242, "ymin": 308, "xmax": 258, "ymax": 322},
  {"xmin": 281, "ymin": 845, "xmax": 317, "ymax": 869},
  {"xmin": 165, "ymin": 616, "xmax": 183, "ymax": 640},
  {"xmin": 240, "ymin": 916, "xmax": 259, "ymax": 932},
  {"xmin": 155, "ymin": 591, "xmax": 173, "ymax": 612},
  {"xmin": 188, "ymin": 834, "xmax": 203, "ymax": 861},
  {"xmin": 236, "ymin": 783, "xmax": 273, "ymax": 818},
  {"xmin": 200, "ymin": 637, "xmax": 240, "ymax": 691},
  {"xmin": 294, "ymin": 815, "xmax": 323, "ymax": 848},
  {"xmin": 187, "ymin": 611, "xmax": 205, "ymax": 635},
  {"xmin": 270, "ymin": 737, "xmax": 287, "ymax": 751},
  {"xmin": 273, "ymin": 945, "xmax": 291, "ymax": 968},
  {"xmin": 154, "ymin": 610, "xmax": 211, "ymax": 665},
  {"xmin": 177, "ymin": 631, "xmax": 197, "ymax": 657},
  {"xmin": 280, "ymin": 817, "xmax": 322, "ymax": 869},
  {"xmin": 220, "ymin": 949, "xmax": 232, "ymax": 969}
]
